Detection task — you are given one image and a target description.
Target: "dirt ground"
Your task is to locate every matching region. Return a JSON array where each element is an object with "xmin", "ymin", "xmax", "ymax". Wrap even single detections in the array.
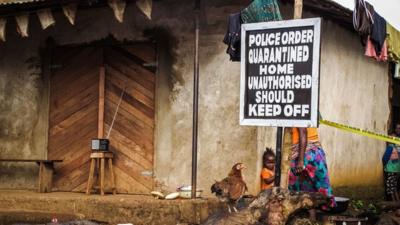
[{"xmin": 0, "ymin": 190, "xmax": 224, "ymax": 225}]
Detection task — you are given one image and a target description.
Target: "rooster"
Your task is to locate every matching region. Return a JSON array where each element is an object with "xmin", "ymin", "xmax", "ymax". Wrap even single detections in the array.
[{"xmin": 211, "ymin": 163, "xmax": 248, "ymax": 213}]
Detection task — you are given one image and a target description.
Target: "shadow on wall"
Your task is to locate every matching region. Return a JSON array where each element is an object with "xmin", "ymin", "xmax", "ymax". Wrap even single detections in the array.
[{"xmin": 143, "ymin": 27, "xmax": 181, "ymax": 96}]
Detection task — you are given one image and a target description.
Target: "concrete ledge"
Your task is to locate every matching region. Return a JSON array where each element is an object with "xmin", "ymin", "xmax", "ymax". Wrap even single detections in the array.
[{"xmin": 0, "ymin": 190, "xmax": 224, "ymax": 225}]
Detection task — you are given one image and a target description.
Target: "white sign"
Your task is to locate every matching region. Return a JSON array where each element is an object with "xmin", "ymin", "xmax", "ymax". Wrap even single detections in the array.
[{"xmin": 240, "ymin": 18, "xmax": 321, "ymax": 127}]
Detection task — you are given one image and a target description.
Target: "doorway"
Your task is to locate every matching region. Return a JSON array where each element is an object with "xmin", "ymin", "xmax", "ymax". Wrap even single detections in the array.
[{"xmin": 47, "ymin": 40, "xmax": 156, "ymax": 194}]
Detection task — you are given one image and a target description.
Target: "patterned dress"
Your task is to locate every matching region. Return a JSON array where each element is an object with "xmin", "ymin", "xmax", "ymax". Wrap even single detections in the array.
[{"xmin": 288, "ymin": 128, "xmax": 336, "ymax": 208}]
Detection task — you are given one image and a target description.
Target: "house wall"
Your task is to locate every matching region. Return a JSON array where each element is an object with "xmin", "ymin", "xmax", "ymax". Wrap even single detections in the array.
[
  {"xmin": 0, "ymin": 0, "xmax": 259, "ymax": 193},
  {"xmin": 0, "ymin": 0, "xmax": 390, "ymax": 198},
  {"xmin": 258, "ymin": 4, "xmax": 390, "ymax": 198}
]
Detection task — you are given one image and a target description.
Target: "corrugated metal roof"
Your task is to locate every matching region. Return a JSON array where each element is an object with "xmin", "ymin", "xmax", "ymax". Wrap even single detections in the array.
[{"xmin": 0, "ymin": 0, "xmax": 45, "ymax": 5}]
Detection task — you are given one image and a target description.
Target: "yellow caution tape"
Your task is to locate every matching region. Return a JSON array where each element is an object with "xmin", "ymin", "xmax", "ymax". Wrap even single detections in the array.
[{"xmin": 320, "ymin": 119, "xmax": 400, "ymax": 145}]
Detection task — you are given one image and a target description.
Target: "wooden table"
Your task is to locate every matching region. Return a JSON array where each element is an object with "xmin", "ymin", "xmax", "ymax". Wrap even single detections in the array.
[{"xmin": 0, "ymin": 159, "xmax": 63, "ymax": 193}]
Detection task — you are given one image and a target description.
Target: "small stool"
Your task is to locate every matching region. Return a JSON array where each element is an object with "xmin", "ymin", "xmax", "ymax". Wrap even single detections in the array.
[{"xmin": 86, "ymin": 151, "xmax": 116, "ymax": 195}]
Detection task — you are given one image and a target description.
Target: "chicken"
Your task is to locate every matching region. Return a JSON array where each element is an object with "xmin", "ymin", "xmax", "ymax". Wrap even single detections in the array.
[{"xmin": 211, "ymin": 163, "xmax": 248, "ymax": 213}]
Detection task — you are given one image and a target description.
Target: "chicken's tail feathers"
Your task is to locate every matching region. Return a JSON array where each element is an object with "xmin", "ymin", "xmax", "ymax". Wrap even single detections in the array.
[
  {"xmin": 211, "ymin": 182, "xmax": 224, "ymax": 196},
  {"xmin": 211, "ymin": 182, "xmax": 219, "ymax": 193}
]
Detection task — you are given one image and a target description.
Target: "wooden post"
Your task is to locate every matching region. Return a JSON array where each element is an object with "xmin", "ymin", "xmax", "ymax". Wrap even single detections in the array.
[
  {"xmin": 100, "ymin": 158, "xmax": 105, "ymax": 195},
  {"xmin": 98, "ymin": 67, "xmax": 105, "ymax": 138},
  {"xmin": 278, "ymin": 0, "xmax": 303, "ymax": 188},
  {"xmin": 294, "ymin": 0, "xmax": 303, "ymax": 19},
  {"xmin": 38, "ymin": 162, "xmax": 54, "ymax": 193},
  {"xmin": 86, "ymin": 158, "xmax": 96, "ymax": 195},
  {"xmin": 275, "ymin": 0, "xmax": 304, "ymax": 188}
]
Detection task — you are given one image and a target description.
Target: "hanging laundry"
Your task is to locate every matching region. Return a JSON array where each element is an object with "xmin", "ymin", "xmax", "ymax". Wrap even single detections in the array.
[
  {"xmin": 136, "ymin": 0, "xmax": 152, "ymax": 20},
  {"xmin": 223, "ymin": 0, "xmax": 282, "ymax": 62},
  {"xmin": 352, "ymin": 0, "xmax": 374, "ymax": 44},
  {"xmin": 108, "ymin": 0, "xmax": 126, "ymax": 23},
  {"xmin": 37, "ymin": 9, "xmax": 55, "ymax": 30},
  {"xmin": 370, "ymin": 12, "xmax": 386, "ymax": 55},
  {"xmin": 0, "ymin": 18, "xmax": 6, "ymax": 42},
  {"xmin": 15, "ymin": 14, "xmax": 29, "ymax": 37},
  {"xmin": 62, "ymin": 4, "xmax": 77, "ymax": 25},
  {"xmin": 365, "ymin": 36, "xmax": 387, "ymax": 62},
  {"xmin": 241, "ymin": 0, "xmax": 282, "ymax": 23},
  {"xmin": 223, "ymin": 13, "xmax": 242, "ymax": 62},
  {"xmin": 387, "ymin": 23, "xmax": 400, "ymax": 63}
]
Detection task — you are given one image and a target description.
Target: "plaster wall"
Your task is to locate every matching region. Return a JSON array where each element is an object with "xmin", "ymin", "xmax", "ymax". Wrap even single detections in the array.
[
  {"xmin": 0, "ymin": 1, "xmax": 259, "ymax": 194},
  {"xmin": 0, "ymin": 0, "xmax": 390, "ymax": 198}
]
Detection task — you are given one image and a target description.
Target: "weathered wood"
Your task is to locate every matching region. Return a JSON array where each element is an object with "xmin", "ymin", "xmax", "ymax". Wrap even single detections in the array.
[
  {"xmin": 49, "ymin": 103, "xmax": 98, "ymax": 137},
  {"xmin": 0, "ymin": 159, "xmax": 62, "ymax": 193},
  {"xmin": 51, "ymin": 69, "xmax": 98, "ymax": 109},
  {"xmin": 108, "ymin": 158, "xmax": 116, "ymax": 194},
  {"xmin": 104, "ymin": 43, "xmax": 155, "ymax": 194},
  {"xmin": 49, "ymin": 43, "xmax": 155, "ymax": 194},
  {"xmin": 106, "ymin": 68, "xmax": 154, "ymax": 108},
  {"xmin": 55, "ymin": 161, "xmax": 90, "ymax": 191},
  {"xmin": 55, "ymin": 156, "xmax": 91, "ymax": 178},
  {"xmin": 113, "ymin": 153, "xmax": 153, "ymax": 189},
  {"xmin": 113, "ymin": 166, "xmax": 150, "ymax": 193},
  {"xmin": 108, "ymin": 133, "xmax": 153, "ymax": 168},
  {"xmin": 38, "ymin": 162, "xmax": 54, "ymax": 193},
  {"xmin": 48, "ymin": 116, "xmax": 97, "ymax": 158},
  {"xmin": 104, "ymin": 109, "xmax": 154, "ymax": 147},
  {"xmin": 49, "ymin": 46, "xmax": 100, "ymax": 192},
  {"xmin": 86, "ymin": 158, "xmax": 95, "ymax": 195},
  {"xmin": 105, "ymin": 51, "xmax": 155, "ymax": 90},
  {"xmin": 106, "ymin": 47, "xmax": 156, "ymax": 82},
  {"xmin": 98, "ymin": 66, "xmax": 105, "ymax": 138},
  {"xmin": 90, "ymin": 151, "xmax": 114, "ymax": 159},
  {"xmin": 202, "ymin": 188, "xmax": 328, "ymax": 225},
  {"xmin": 49, "ymin": 128, "xmax": 94, "ymax": 161},
  {"xmin": 105, "ymin": 98, "xmax": 154, "ymax": 133},
  {"xmin": 100, "ymin": 158, "xmax": 105, "ymax": 195},
  {"xmin": 49, "ymin": 84, "xmax": 98, "ymax": 127},
  {"xmin": 0, "ymin": 159, "xmax": 62, "ymax": 163},
  {"xmin": 294, "ymin": 0, "xmax": 303, "ymax": 19},
  {"xmin": 105, "ymin": 114, "xmax": 153, "ymax": 153},
  {"xmin": 107, "ymin": 81, "xmax": 154, "ymax": 118},
  {"xmin": 106, "ymin": 90, "xmax": 154, "ymax": 128},
  {"xmin": 124, "ymin": 44, "xmax": 156, "ymax": 63},
  {"xmin": 86, "ymin": 152, "xmax": 116, "ymax": 195}
]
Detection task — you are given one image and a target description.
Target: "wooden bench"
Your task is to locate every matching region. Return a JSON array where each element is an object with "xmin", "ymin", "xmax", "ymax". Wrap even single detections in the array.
[{"xmin": 0, "ymin": 159, "xmax": 63, "ymax": 193}]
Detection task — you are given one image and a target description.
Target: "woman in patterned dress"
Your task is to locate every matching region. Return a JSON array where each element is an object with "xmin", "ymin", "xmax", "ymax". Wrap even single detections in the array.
[{"xmin": 288, "ymin": 127, "xmax": 336, "ymax": 218}]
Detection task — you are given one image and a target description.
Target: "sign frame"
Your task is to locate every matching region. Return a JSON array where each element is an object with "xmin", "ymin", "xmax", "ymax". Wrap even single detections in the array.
[{"xmin": 239, "ymin": 17, "xmax": 321, "ymax": 127}]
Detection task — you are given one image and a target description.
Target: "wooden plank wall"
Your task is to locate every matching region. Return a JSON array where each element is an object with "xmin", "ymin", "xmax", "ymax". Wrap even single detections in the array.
[
  {"xmin": 48, "ymin": 46, "xmax": 100, "ymax": 192},
  {"xmin": 48, "ymin": 42, "xmax": 156, "ymax": 194},
  {"xmin": 104, "ymin": 44, "xmax": 156, "ymax": 193}
]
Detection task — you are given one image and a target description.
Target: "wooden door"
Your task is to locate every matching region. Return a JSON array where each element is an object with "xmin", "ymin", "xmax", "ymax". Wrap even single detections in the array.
[
  {"xmin": 48, "ymin": 42, "xmax": 156, "ymax": 193},
  {"xmin": 103, "ymin": 44, "xmax": 155, "ymax": 193}
]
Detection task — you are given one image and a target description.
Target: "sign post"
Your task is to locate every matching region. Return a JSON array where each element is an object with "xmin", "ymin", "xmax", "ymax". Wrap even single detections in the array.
[{"xmin": 239, "ymin": 18, "xmax": 321, "ymax": 186}]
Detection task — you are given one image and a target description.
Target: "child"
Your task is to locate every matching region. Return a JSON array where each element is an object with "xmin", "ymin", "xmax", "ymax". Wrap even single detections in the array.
[{"xmin": 260, "ymin": 148, "xmax": 276, "ymax": 191}]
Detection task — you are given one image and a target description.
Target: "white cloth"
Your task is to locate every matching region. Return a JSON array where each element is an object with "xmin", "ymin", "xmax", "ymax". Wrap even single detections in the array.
[
  {"xmin": 136, "ymin": 0, "xmax": 152, "ymax": 20},
  {"xmin": 108, "ymin": 0, "xmax": 126, "ymax": 23},
  {"xmin": 37, "ymin": 9, "xmax": 55, "ymax": 29},
  {"xmin": 15, "ymin": 14, "xmax": 29, "ymax": 37},
  {"xmin": 0, "ymin": 18, "xmax": 6, "ymax": 41},
  {"xmin": 62, "ymin": 3, "xmax": 77, "ymax": 25}
]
